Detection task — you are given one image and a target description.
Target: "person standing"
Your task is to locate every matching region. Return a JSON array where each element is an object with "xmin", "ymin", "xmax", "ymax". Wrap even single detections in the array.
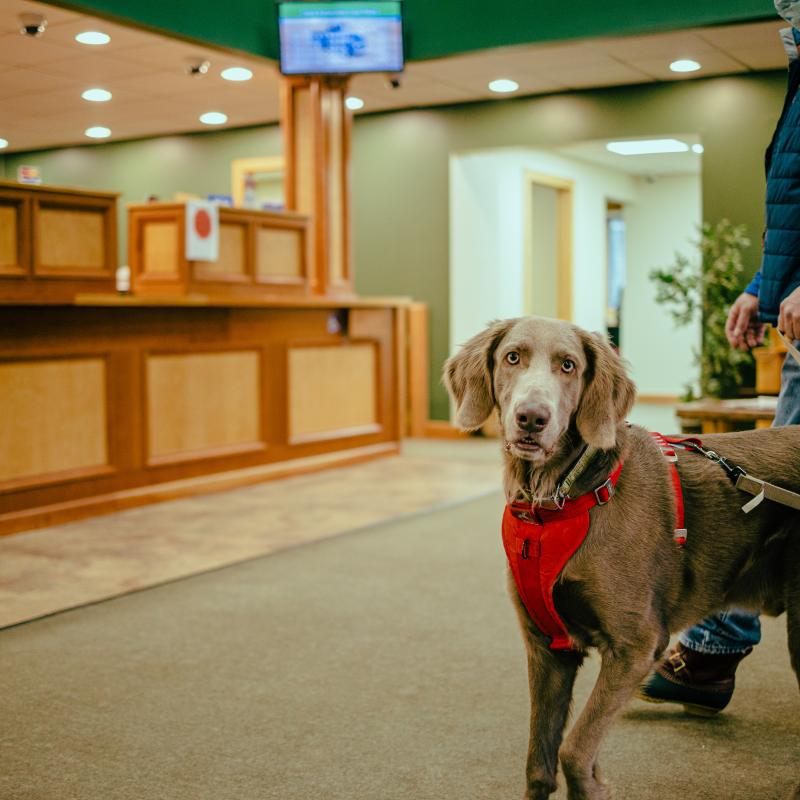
[{"xmin": 639, "ymin": 0, "xmax": 800, "ymax": 715}]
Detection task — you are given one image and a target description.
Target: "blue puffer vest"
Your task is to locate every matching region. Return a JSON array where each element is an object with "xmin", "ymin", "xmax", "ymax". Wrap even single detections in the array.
[{"xmin": 761, "ymin": 56, "xmax": 800, "ymax": 324}]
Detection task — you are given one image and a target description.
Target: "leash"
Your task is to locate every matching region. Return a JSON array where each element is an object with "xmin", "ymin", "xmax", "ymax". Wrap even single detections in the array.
[
  {"xmin": 665, "ymin": 436, "xmax": 800, "ymax": 514},
  {"xmin": 776, "ymin": 328, "xmax": 800, "ymax": 365}
]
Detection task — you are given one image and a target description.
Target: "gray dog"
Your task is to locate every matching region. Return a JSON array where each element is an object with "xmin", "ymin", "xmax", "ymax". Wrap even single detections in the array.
[{"xmin": 444, "ymin": 316, "xmax": 800, "ymax": 800}]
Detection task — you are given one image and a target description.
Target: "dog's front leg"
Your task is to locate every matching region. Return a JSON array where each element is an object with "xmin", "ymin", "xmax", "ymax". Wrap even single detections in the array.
[
  {"xmin": 523, "ymin": 633, "xmax": 583, "ymax": 800},
  {"xmin": 559, "ymin": 637, "xmax": 659, "ymax": 800}
]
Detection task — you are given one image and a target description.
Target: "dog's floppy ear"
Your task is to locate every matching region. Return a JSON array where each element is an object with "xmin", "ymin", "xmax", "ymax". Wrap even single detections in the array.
[
  {"xmin": 575, "ymin": 331, "xmax": 636, "ymax": 449},
  {"xmin": 443, "ymin": 319, "xmax": 516, "ymax": 431}
]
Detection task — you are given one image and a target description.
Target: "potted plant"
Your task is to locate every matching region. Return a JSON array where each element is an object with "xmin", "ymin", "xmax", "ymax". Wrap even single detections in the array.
[{"xmin": 650, "ymin": 219, "xmax": 755, "ymax": 399}]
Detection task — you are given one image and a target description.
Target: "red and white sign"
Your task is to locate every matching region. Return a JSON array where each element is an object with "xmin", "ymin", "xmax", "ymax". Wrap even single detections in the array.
[{"xmin": 185, "ymin": 200, "xmax": 219, "ymax": 261}]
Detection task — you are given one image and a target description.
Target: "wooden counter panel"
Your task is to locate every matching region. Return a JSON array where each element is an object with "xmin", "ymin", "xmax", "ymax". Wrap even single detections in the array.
[
  {"xmin": 0, "ymin": 303, "xmax": 403, "ymax": 533},
  {"xmin": 288, "ymin": 343, "xmax": 378, "ymax": 443},
  {"xmin": 37, "ymin": 208, "xmax": 105, "ymax": 272},
  {"xmin": 143, "ymin": 221, "xmax": 181, "ymax": 276},
  {"xmin": 256, "ymin": 227, "xmax": 302, "ymax": 280},
  {"xmin": 0, "ymin": 357, "xmax": 108, "ymax": 485},
  {"xmin": 129, "ymin": 204, "xmax": 312, "ymax": 298},
  {"xmin": 0, "ymin": 205, "xmax": 21, "ymax": 273},
  {"xmin": 195, "ymin": 222, "xmax": 247, "ymax": 279},
  {"xmin": 146, "ymin": 350, "xmax": 262, "ymax": 462},
  {"xmin": 1, "ymin": 183, "xmax": 117, "ymax": 301}
]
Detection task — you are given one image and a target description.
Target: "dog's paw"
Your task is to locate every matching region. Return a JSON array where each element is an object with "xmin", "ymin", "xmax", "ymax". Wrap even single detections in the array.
[
  {"xmin": 561, "ymin": 763, "xmax": 612, "ymax": 800},
  {"xmin": 565, "ymin": 782, "xmax": 612, "ymax": 800},
  {"xmin": 525, "ymin": 780, "xmax": 556, "ymax": 800}
]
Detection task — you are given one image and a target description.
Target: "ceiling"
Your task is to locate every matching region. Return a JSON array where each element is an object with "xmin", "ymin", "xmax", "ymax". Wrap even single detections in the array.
[{"xmin": 0, "ymin": 0, "xmax": 790, "ymax": 155}]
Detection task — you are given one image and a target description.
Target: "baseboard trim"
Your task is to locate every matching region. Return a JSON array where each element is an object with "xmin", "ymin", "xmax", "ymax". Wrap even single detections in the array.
[
  {"xmin": 636, "ymin": 394, "xmax": 680, "ymax": 404},
  {"xmin": 0, "ymin": 442, "xmax": 400, "ymax": 537},
  {"xmin": 422, "ymin": 420, "xmax": 472, "ymax": 439}
]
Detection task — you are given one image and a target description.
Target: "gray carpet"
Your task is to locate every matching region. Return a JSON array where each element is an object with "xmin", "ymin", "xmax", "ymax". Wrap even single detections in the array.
[{"xmin": 1, "ymin": 492, "xmax": 798, "ymax": 800}]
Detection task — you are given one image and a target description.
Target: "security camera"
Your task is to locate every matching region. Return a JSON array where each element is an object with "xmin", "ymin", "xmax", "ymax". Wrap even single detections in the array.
[
  {"xmin": 385, "ymin": 73, "xmax": 402, "ymax": 90},
  {"xmin": 186, "ymin": 59, "xmax": 211, "ymax": 77},
  {"xmin": 19, "ymin": 13, "xmax": 47, "ymax": 37}
]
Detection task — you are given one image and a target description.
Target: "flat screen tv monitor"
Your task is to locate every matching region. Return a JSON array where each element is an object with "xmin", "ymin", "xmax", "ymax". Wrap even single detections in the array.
[{"xmin": 278, "ymin": 1, "xmax": 404, "ymax": 75}]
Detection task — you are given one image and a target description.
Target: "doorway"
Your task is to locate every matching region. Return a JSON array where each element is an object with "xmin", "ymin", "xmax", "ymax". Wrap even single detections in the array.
[
  {"xmin": 523, "ymin": 171, "xmax": 573, "ymax": 320},
  {"xmin": 606, "ymin": 201, "xmax": 626, "ymax": 348}
]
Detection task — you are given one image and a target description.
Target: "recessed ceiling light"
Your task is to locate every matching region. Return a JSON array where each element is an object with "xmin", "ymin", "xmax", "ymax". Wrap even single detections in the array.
[
  {"xmin": 692, "ymin": 143, "xmax": 704, "ymax": 154},
  {"xmin": 345, "ymin": 96, "xmax": 364, "ymax": 110},
  {"xmin": 606, "ymin": 138, "xmax": 689, "ymax": 155},
  {"xmin": 488, "ymin": 78, "xmax": 519, "ymax": 93},
  {"xmin": 82, "ymin": 88, "xmax": 112, "ymax": 102},
  {"xmin": 0, "ymin": 138, "xmax": 8, "ymax": 149},
  {"xmin": 85, "ymin": 126, "xmax": 111, "ymax": 139},
  {"xmin": 221, "ymin": 67, "xmax": 253, "ymax": 82},
  {"xmin": 199, "ymin": 111, "xmax": 227, "ymax": 125},
  {"xmin": 75, "ymin": 31, "xmax": 111, "ymax": 46},
  {"xmin": 670, "ymin": 59, "xmax": 700, "ymax": 73}
]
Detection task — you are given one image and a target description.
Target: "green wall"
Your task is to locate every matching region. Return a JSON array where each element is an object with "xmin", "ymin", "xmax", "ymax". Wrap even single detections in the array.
[
  {"xmin": 5, "ymin": 71, "xmax": 787, "ymax": 419},
  {"xmin": 62, "ymin": 0, "xmax": 772, "ymax": 61}
]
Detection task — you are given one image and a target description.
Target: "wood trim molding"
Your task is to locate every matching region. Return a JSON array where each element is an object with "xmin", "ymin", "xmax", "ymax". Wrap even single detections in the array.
[
  {"xmin": 406, "ymin": 303, "xmax": 429, "ymax": 437},
  {"xmin": 289, "ymin": 423, "xmax": 382, "ymax": 446}
]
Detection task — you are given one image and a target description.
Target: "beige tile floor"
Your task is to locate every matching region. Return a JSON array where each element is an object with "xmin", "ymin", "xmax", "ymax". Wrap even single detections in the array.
[{"xmin": 0, "ymin": 438, "xmax": 502, "ymax": 629}]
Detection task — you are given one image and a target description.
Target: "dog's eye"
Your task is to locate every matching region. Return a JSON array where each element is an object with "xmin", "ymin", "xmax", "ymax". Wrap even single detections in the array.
[
  {"xmin": 561, "ymin": 359, "xmax": 575, "ymax": 373},
  {"xmin": 506, "ymin": 351, "xmax": 520, "ymax": 365}
]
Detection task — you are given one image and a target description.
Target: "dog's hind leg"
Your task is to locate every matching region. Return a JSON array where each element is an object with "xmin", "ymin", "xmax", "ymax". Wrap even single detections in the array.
[
  {"xmin": 523, "ymin": 634, "xmax": 583, "ymax": 800},
  {"xmin": 559, "ymin": 630, "xmax": 663, "ymax": 800}
]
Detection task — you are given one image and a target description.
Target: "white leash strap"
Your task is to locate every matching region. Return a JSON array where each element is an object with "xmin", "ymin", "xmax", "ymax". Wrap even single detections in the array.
[
  {"xmin": 776, "ymin": 329, "xmax": 800, "ymax": 365},
  {"xmin": 733, "ymin": 328, "xmax": 800, "ymax": 512},
  {"xmin": 736, "ymin": 472, "xmax": 800, "ymax": 514}
]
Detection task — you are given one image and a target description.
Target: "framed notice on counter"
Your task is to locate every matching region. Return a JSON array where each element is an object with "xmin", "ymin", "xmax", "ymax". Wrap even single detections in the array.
[{"xmin": 185, "ymin": 200, "xmax": 219, "ymax": 261}]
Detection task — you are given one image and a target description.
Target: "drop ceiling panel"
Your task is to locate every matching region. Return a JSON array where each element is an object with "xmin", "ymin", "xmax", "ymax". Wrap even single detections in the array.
[
  {"xmin": 696, "ymin": 22, "xmax": 785, "ymax": 50},
  {"xmin": 0, "ymin": 65, "xmax": 76, "ymax": 98},
  {"xmin": 729, "ymin": 46, "xmax": 789, "ymax": 70},
  {"xmin": 0, "ymin": 31, "xmax": 76, "ymax": 65},
  {"xmin": 593, "ymin": 30, "xmax": 719, "ymax": 60},
  {"xmin": 632, "ymin": 50, "xmax": 749, "ymax": 80}
]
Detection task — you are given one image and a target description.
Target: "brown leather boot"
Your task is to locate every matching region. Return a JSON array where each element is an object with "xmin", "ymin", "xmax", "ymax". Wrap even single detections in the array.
[{"xmin": 638, "ymin": 642, "xmax": 753, "ymax": 716}]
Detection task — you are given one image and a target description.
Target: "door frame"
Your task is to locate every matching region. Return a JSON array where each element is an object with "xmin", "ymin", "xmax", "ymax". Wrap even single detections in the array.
[{"xmin": 522, "ymin": 171, "xmax": 574, "ymax": 320}]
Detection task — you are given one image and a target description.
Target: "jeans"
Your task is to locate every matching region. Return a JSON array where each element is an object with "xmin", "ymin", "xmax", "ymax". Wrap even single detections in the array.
[{"xmin": 680, "ymin": 342, "xmax": 800, "ymax": 654}]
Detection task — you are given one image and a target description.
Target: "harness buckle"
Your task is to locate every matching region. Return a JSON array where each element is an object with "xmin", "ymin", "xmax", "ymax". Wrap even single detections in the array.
[
  {"xmin": 551, "ymin": 489, "xmax": 567, "ymax": 510},
  {"xmin": 594, "ymin": 478, "xmax": 615, "ymax": 506}
]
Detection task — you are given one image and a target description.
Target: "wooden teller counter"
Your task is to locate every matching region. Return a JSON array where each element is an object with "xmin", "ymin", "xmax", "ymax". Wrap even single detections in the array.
[{"xmin": 0, "ymin": 181, "xmax": 408, "ymax": 536}]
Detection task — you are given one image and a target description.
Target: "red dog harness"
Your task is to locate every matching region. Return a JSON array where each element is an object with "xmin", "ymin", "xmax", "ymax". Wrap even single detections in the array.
[{"xmin": 502, "ymin": 433, "xmax": 687, "ymax": 651}]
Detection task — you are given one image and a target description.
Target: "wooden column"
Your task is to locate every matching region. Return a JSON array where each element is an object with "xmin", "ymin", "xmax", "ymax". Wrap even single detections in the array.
[{"xmin": 281, "ymin": 76, "xmax": 352, "ymax": 296}]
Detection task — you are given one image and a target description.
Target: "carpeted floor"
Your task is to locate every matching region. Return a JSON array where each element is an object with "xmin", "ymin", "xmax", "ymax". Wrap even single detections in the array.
[{"xmin": 1, "ymin": 492, "xmax": 797, "ymax": 800}]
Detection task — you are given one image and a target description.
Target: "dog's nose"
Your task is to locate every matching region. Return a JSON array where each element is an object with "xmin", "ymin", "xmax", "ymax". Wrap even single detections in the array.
[{"xmin": 516, "ymin": 404, "xmax": 551, "ymax": 433}]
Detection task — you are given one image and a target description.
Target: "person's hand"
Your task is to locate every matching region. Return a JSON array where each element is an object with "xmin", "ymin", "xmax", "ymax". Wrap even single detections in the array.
[
  {"xmin": 778, "ymin": 285, "xmax": 800, "ymax": 341},
  {"xmin": 725, "ymin": 292, "xmax": 765, "ymax": 350}
]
